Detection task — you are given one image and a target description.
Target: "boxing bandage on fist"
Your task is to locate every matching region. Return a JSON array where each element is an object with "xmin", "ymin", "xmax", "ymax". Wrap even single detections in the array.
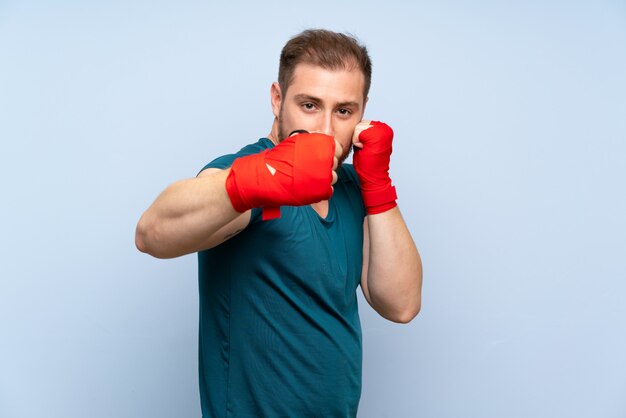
[
  {"xmin": 353, "ymin": 121, "xmax": 398, "ymax": 214},
  {"xmin": 225, "ymin": 133, "xmax": 335, "ymax": 220}
]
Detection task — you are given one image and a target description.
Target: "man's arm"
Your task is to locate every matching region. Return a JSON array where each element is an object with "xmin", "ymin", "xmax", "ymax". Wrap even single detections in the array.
[
  {"xmin": 136, "ymin": 132, "xmax": 342, "ymax": 259},
  {"xmin": 352, "ymin": 120, "xmax": 422, "ymax": 323},
  {"xmin": 135, "ymin": 168, "xmax": 251, "ymax": 259},
  {"xmin": 360, "ymin": 208, "xmax": 422, "ymax": 323}
]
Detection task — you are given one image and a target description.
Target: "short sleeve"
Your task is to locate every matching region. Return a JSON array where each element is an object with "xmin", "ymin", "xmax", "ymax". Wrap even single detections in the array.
[
  {"xmin": 197, "ymin": 138, "xmax": 275, "ymax": 224},
  {"xmin": 197, "ymin": 138, "xmax": 274, "ymax": 175}
]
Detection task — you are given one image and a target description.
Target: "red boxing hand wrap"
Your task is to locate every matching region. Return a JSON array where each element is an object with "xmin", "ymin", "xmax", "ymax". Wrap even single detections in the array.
[
  {"xmin": 225, "ymin": 133, "xmax": 335, "ymax": 220},
  {"xmin": 353, "ymin": 121, "xmax": 398, "ymax": 215}
]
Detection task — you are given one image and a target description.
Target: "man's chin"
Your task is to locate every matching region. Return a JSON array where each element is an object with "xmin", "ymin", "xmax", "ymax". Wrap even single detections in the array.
[{"xmin": 338, "ymin": 144, "xmax": 353, "ymax": 166}]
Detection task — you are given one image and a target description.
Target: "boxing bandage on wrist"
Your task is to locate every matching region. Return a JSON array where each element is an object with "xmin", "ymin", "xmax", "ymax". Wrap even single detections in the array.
[
  {"xmin": 361, "ymin": 185, "xmax": 398, "ymax": 214},
  {"xmin": 225, "ymin": 133, "xmax": 335, "ymax": 220},
  {"xmin": 353, "ymin": 121, "xmax": 398, "ymax": 215}
]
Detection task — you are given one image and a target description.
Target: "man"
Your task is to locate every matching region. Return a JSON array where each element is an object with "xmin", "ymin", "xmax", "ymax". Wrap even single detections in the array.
[{"xmin": 136, "ymin": 29, "xmax": 422, "ymax": 417}]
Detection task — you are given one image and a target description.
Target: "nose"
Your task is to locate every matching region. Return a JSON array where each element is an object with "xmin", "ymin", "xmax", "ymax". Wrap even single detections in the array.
[{"xmin": 317, "ymin": 112, "xmax": 334, "ymax": 137}]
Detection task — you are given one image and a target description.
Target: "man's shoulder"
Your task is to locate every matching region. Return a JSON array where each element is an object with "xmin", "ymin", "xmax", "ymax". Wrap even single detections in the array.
[{"xmin": 198, "ymin": 138, "xmax": 273, "ymax": 173}]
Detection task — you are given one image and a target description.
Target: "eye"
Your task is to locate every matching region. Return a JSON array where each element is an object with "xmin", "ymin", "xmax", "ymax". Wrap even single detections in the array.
[
  {"xmin": 337, "ymin": 108, "xmax": 352, "ymax": 117},
  {"xmin": 302, "ymin": 102, "xmax": 316, "ymax": 111}
]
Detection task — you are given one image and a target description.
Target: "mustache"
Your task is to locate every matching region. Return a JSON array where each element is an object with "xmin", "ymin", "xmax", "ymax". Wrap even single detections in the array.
[{"xmin": 288, "ymin": 129, "xmax": 309, "ymax": 137}]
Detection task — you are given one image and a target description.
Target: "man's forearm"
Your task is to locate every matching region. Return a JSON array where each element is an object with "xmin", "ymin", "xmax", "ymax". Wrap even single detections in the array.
[
  {"xmin": 135, "ymin": 168, "xmax": 246, "ymax": 258},
  {"xmin": 366, "ymin": 206, "xmax": 422, "ymax": 322}
]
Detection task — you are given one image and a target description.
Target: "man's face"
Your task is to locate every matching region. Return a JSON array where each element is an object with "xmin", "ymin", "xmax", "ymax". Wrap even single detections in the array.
[{"xmin": 271, "ymin": 63, "xmax": 366, "ymax": 163}]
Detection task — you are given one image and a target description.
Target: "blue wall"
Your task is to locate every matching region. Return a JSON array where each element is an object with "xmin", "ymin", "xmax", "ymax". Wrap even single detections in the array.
[{"xmin": 1, "ymin": 1, "xmax": 625, "ymax": 417}]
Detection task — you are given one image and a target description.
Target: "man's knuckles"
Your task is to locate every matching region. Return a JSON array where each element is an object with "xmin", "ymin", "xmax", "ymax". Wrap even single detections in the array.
[
  {"xmin": 352, "ymin": 120, "xmax": 372, "ymax": 143},
  {"xmin": 278, "ymin": 133, "xmax": 338, "ymax": 190},
  {"xmin": 358, "ymin": 121, "xmax": 393, "ymax": 145}
]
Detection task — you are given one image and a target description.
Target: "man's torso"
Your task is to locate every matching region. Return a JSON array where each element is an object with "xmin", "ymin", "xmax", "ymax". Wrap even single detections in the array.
[{"xmin": 197, "ymin": 138, "xmax": 366, "ymax": 418}]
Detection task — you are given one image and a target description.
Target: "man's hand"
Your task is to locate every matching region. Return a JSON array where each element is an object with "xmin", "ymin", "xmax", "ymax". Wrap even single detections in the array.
[
  {"xmin": 225, "ymin": 132, "xmax": 342, "ymax": 220},
  {"xmin": 352, "ymin": 120, "xmax": 398, "ymax": 214}
]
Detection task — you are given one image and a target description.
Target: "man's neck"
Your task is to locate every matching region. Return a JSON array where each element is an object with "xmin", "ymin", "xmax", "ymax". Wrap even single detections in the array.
[
  {"xmin": 310, "ymin": 200, "xmax": 329, "ymax": 219},
  {"xmin": 267, "ymin": 118, "xmax": 280, "ymax": 145}
]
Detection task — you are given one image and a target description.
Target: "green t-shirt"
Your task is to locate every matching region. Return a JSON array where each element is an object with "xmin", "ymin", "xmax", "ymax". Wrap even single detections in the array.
[{"xmin": 198, "ymin": 138, "xmax": 366, "ymax": 417}]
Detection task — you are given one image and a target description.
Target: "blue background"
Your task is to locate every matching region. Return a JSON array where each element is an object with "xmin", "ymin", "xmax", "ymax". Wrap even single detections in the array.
[{"xmin": 1, "ymin": 1, "xmax": 625, "ymax": 417}]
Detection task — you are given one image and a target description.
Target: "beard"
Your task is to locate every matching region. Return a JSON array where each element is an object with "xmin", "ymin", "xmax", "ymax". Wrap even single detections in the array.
[{"xmin": 277, "ymin": 113, "xmax": 353, "ymax": 165}]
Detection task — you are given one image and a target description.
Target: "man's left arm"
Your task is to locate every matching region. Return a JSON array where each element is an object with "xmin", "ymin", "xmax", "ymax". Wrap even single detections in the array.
[
  {"xmin": 353, "ymin": 121, "xmax": 423, "ymax": 323},
  {"xmin": 361, "ymin": 208, "xmax": 422, "ymax": 323}
]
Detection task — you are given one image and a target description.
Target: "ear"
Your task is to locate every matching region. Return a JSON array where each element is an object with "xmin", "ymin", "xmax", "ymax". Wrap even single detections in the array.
[{"xmin": 270, "ymin": 82, "xmax": 282, "ymax": 118}]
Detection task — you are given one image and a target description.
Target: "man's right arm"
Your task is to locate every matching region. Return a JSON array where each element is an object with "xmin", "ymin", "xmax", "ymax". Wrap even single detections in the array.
[
  {"xmin": 136, "ymin": 132, "xmax": 341, "ymax": 259},
  {"xmin": 135, "ymin": 167, "xmax": 252, "ymax": 259}
]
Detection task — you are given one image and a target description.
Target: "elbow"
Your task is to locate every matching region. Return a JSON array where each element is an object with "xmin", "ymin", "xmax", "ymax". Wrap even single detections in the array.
[
  {"xmin": 375, "ymin": 300, "xmax": 421, "ymax": 324},
  {"xmin": 395, "ymin": 270, "xmax": 423, "ymax": 324},
  {"xmin": 392, "ymin": 302, "xmax": 421, "ymax": 324},
  {"xmin": 370, "ymin": 281, "xmax": 422, "ymax": 324},
  {"xmin": 389, "ymin": 262, "xmax": 423, "ymax": 324},
  {"xmin": 135, "ymin": 218, "xmax": 151, "ymax": 254},
  {"xmin": 135, "ymin": 216, "xmax": 169, "ymax": 259},
  {"xmin": 385, "ymin": 292, "xmax": 421, "ymax": 324}
]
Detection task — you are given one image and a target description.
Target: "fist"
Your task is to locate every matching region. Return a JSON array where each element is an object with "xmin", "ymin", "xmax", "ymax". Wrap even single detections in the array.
[
  {"xmin": 226, "ymin": 131, "xmax": 340, "ymax": 220},
  {"xmin": 287, "ymin": 130, "xmax": 342, "ymax": 189},
  {"xmin": 352, "ymin": 120, "xmax": 398, "ymax": 214},
  {"xmin": 352, "ymin": 119, "xmax": 393, "ymax": 151}
]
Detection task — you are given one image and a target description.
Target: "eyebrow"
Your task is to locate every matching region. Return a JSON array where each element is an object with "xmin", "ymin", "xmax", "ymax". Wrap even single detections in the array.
[{"xmin": 293, "ymin": 94, "xmax": 361, "ymax": 109}]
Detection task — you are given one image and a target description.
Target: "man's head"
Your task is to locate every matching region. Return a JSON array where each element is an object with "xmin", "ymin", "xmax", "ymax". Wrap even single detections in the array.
[
  {"xmin": 269, "ymin": 29, "xmax": 372, "ymax": 163},
  {"xmin": 278, "ymin": 29, "xmax": 372, "ymax": 100}
]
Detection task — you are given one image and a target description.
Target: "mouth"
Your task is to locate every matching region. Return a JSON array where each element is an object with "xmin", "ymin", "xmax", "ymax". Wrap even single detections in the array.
[{"xmin": 288, "ymin": 129, "xmax": 309, "ymax": 137}]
